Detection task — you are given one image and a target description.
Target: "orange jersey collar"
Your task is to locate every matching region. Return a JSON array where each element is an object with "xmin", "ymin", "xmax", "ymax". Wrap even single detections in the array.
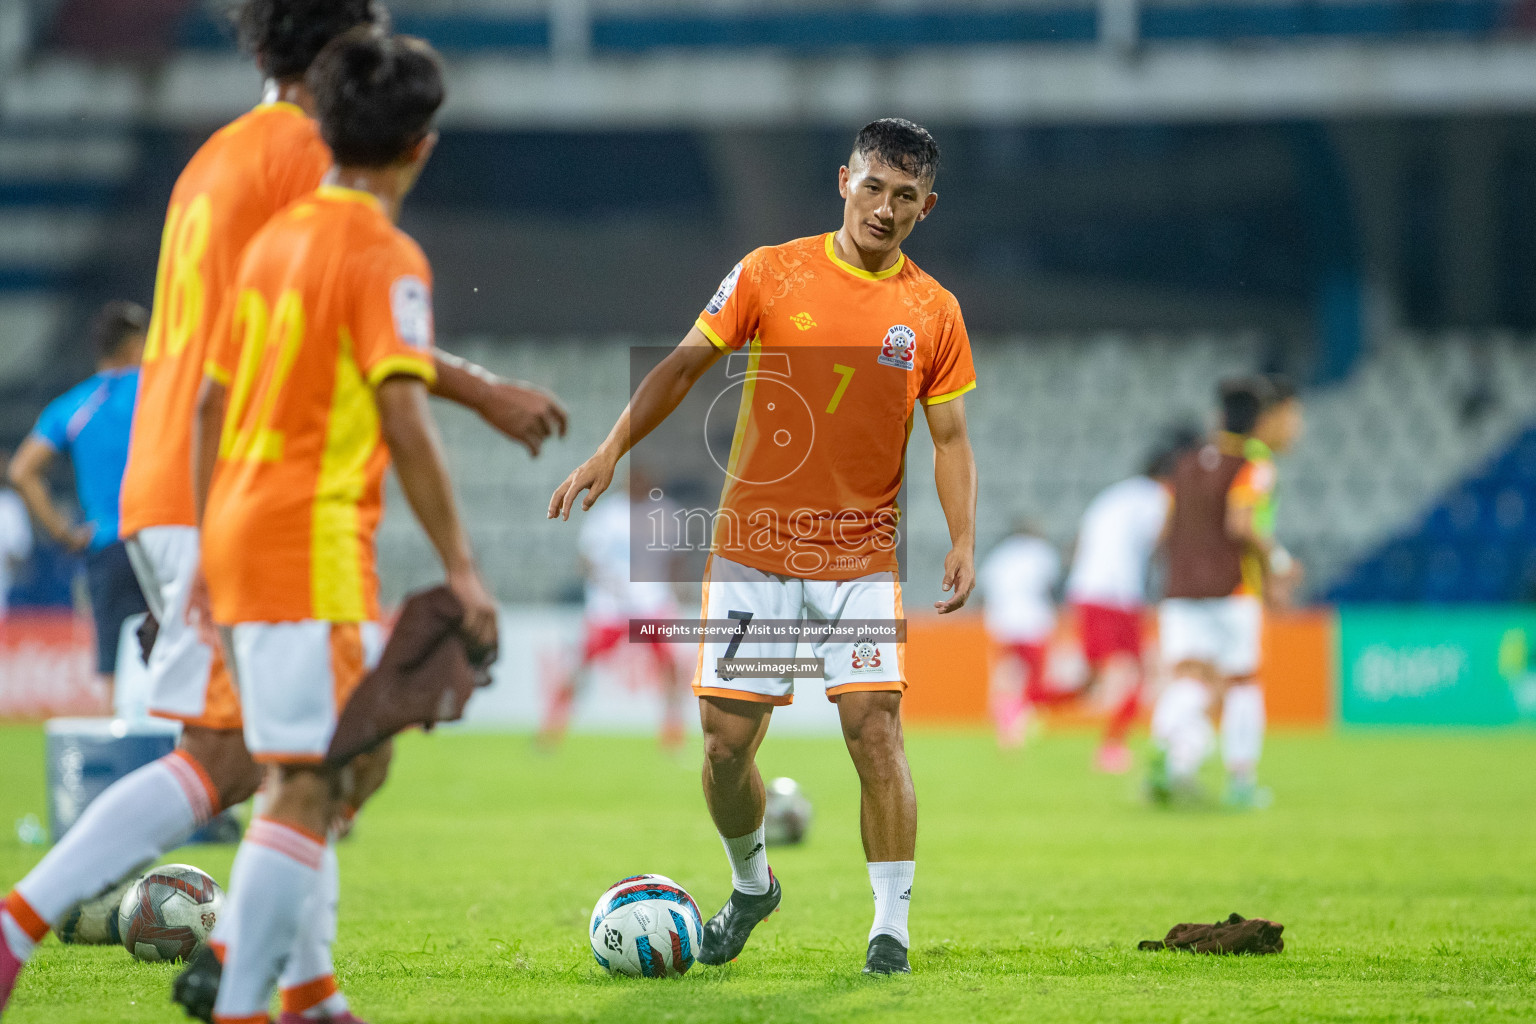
[{"xmin": 823, "ymin": 232, "xmax": 906, "ymax": 282}]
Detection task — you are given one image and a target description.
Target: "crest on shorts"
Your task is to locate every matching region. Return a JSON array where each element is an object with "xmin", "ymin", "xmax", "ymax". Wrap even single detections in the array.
[
  {"xmin": 851, "ymin": 635, "xmax": 883, "ymax": 672},
  {"xmin": 390, "ymin": 275, "xmax": 433, "ymax": 350},
  {"xmin": 877, "ymin": 324, "xmax": 917, "ymax": 370},
  {"xmin": 706, "ymin": 263, "xmax": 743, "ymax": 315}
]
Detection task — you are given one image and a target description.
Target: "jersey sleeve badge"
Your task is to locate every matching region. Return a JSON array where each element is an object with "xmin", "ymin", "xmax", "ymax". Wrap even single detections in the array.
[
  {"xmin": 705, "ymin": 262, "xmax": 743, "ymax": 315},
  {"xmin": 390, "ymin": 275, "xmax": 433, "ymax": 349}
]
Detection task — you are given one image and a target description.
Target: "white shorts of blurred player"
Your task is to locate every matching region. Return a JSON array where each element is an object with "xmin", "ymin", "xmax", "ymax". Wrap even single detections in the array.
[
  {"xmin": 223, "ymin": 620, "xmax": 384, "ymax": 763},
  {"xmin": 1157, "ymin": 595, "xmax": 1262, "ymax": 679},
  {"xmin": 124, "ymin": 525, "xmax": 243, "ymax": 730},
  {"xmin": 692, "ymin": 555, "xmax": 904, "ymax": 705}
]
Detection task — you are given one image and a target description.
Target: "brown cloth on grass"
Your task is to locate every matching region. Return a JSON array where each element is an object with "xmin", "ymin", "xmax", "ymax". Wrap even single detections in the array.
[
  {"xmin": 1138, "ymin": 913, "xmax": 1285, "ymax": 954},
  {"xmin": 324, "ymin": 586, "xmax": 498, "ymax": 767}
]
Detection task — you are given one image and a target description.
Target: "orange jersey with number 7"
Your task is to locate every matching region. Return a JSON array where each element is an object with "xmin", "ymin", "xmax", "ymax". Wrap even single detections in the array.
[
  {"xmin": 201, "ymin": 185, "xmax": 437, "ymax": 625},
  {"xmin": 118, "ymin": 102, "xmax": 332, "ymax": 537},
  {"xmin": 695, "ymin": 233, "xmax": 976, "ymax": 579}
]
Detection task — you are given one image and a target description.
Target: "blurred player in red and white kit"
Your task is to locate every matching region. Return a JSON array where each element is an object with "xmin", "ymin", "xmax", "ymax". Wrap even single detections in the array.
[
  {"xmin": 539, "ymin": 485, "xmax": 689, "ymax": 751},
  {"xmin": 1148, "ymin": 377, "xmax": 1301, "ymax": 807},
  {"xmin": 1064, "ymin": 430, "xmax": 1199, "ymax": 774},
  {"xmin": 977, "ymin": 522, "xmax": 1061, "ymax": 747}
]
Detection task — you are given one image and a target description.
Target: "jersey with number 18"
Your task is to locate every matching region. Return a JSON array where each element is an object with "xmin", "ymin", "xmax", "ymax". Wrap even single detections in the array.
[
  {"xmin": 200, "ymin": 185, "xmax": 437, "ymax": 627},
  {"xmin": 119, "ymin": 101, "xmax": 331, "ymax": 537}
]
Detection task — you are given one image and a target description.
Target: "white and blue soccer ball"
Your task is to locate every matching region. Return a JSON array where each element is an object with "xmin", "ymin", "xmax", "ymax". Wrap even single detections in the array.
[{"xmin": 588, "ymin": 874, "xmax": 703, "ymax": 978}]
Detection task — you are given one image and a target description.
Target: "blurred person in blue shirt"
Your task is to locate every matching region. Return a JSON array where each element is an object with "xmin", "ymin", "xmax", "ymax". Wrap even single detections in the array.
[{"xmin": 8, "ymin": 302, "xmax": 150, "ymax": 693}]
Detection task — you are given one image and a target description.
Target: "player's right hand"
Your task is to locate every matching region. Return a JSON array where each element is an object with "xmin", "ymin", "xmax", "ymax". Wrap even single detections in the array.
[
  {"xmin": 549, "ymin": 454, "xmax": 615, "ymax": 521},
  {"xmin": 447, "ymin": 563, "xmax": 499, "ymax": 651}
]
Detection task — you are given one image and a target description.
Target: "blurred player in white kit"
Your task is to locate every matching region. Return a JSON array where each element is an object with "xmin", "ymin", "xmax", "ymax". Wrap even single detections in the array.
[
  {"xmin": 1064, "ymin": 430, "xmax": 1197, "ymax": 773},
  {"xmin": 539, "ymin": 487, "xmax": 689, "ymax": 751},
  {"xmin": 977, "ymin": 521, "xmax": 1062, "ymax": 747}
]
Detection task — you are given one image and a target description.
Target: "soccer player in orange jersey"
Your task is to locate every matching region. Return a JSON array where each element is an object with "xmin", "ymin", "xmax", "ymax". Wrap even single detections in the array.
[
  {"xmin": 552, "ymin": 119, "xmax": 978, "ymax": 975},
  {"xmin": 175, "ymin": 30, "xmax": 492, "ymax": 1024},
  {"xmin": 0, "ymin": 4, "xmax": 558, "ymax": 1021}
]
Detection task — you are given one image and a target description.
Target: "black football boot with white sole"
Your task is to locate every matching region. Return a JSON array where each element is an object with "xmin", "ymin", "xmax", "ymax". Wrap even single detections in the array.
[
  {"xmin": 698, "ymin": 875, "xmax": 781, "ymax": 965},
  {"xmin": 863, "ymin": 934, "xmax": 911, "ymax": 975}
]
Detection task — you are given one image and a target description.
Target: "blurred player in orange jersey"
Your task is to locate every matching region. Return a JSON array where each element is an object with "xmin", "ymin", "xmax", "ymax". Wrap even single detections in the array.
[
  {"xmin": 174, "ymin": 30, "xmax": 494, "ymax": 1024},
  {"xmin": 552, "ymin": 119, "xmax": 977, "ymax": 975},
  {"xmin": 1148, "ymin": 377, "xmax": 1285, "ymax": 807},
  {"xmin": 0, "ymin": 3, "xmax": 560, "ymax": 1021}
]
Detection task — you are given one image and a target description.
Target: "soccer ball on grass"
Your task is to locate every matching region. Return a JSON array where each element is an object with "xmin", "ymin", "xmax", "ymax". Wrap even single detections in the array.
[
  {"xmin": 117, "ymin": 863, "xmax": 223, "ymax": 962},
  {"xmin": 588, "ymin": 874, "xmax": 703, "ymax": 977}
]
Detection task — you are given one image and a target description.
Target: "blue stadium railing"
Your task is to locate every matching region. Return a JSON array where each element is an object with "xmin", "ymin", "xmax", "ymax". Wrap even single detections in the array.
[
  {"xmin": 1330, "ymin": 426, "xmax": 1536, "ymax": 604},
  {"xmin": 174, "ymin": 0, "xmax": 1513, "ymax": 55}
]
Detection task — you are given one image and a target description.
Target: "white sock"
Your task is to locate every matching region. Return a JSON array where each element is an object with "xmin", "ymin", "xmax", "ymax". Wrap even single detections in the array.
[
  {"xmin": 868, "ymin": 861, "xmax": 915, "ymax": 948},
  {"xmin": 277, "ymin": 842, "xmax": 349, "ymax": 1019},
  {"xmin": 1151, "ymin": 676, "xmax": 1214, "ymax": 781},
  {"xmin": 720, "ymin": 825, "xmax": 771, "ymax": 896},
  {"xmin": 1221, "ymin": 683, "xmax": 1266, "ymax": 781},
  {"xmin": 212, "ymin": 819, "xmax": 325, "ymax": 1021},
  {"xmin": 14, "ymin": 751, "xmax": 210, "ymax": 926},
  {"xmin": 1, "ymin": 909, "xmax": 37, "ymax": 961}
]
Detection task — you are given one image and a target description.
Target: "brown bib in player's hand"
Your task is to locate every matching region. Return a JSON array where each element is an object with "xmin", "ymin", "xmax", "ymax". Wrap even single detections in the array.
[
  {"xmin": 1138, "ymin": 913, "xmax": 1285, "ymax": 954},
  {"xmin": 324, "ymin": 586, "xmax": 498, "ymax": 767}
]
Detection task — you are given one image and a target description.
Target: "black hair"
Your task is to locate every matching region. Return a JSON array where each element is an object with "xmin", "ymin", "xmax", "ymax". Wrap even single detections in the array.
[
  {"xmin": 90, "ymin": 300, "xmax": 149, "ymax": 359},
  {"xmin": 1144, "ymin": 424, "xmax": 1203, "ymax": 478},
  {"xmin": 851, "ymin": 118, "xmax": 940, "ymax": 187},
  {"xmin": 235, "ymin": 0, "xmax": 383, "ymax": 81},
  {"xmin": 308, "ymin": 28, "xmax": 445, "ymax": 169},
  {"xmin": 1219, "ymin": 376, "xmax": 1274, "ymax": 436}
]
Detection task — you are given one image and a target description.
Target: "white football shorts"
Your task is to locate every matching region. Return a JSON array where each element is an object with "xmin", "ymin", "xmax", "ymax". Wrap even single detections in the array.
[
  {"xmin": 1158, "ymin": 595, "xmax": 1262, "ymax": 679},
  {"xmin": 224, "ymin": 619, "xmax": 385, "ymax": 763},
  {"xmin": 124, "ymin": 525, "xmax": 242, "ymax": 730},
  {"xmin": 692, "ymin": 555, "xmax": 905, "ymax": 705}
]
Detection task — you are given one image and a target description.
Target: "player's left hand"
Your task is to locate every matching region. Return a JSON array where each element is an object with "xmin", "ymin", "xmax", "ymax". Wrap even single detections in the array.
[
  {"xmin": 186, "ymin": 568, "xmax": 220, "ymax": 651},
  {"xmin": 935, "ymin": 546, "xmax": 975, "ymax": 614},
  {"xmin": 477, "ymin": 380, "xmax": 568, "ymax": 456},
  {"xmin": 549, "ymin": 452, "xmax": 616, "ymax": 521}
]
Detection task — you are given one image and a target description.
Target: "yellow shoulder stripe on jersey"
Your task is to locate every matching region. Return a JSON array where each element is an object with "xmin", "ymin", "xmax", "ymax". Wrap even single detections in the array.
[
  {"xmin": 203, "ymin": 360, "xmax": 232, "ymax": 387},
  {"xmin": 823, "ymin": 232, "xmax": 905, "ymax": 281},
  {"xmin": 920, "ymin": 380, "xmax": 976, "ymax": 406},
  {"xmin": 258, "ymin": 100, "xmax": 307, "ymax": 117},
  {"xmin": 695, "ymin": 318, "xmax": 732, "ymax": 351},
  {"xmin": 315, "ymin": 184, "xmax": 383, "ymax": 211},
  {"xmin": 366, "ymin": 354, "xmax": 436, "ymax": 390}
]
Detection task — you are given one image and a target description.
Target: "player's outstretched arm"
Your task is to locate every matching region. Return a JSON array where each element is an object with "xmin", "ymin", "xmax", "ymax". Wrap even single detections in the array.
[
  {"xmin": 925, "ymin": 395, "xmax": 977, "ymax": 614},
  {"xmin": 548, "ymin": 327, "xmax": 723, "ymax": 520},
  {"xmin": 377, "ymin": 375, "xmax": 498, "ymax": 650},
  {"xmin": 430, "ymin": 350, "xmax": 569, "ymax": 457},
  {"xmin": 7, "ymin": 437, "xmax": 90, "ymax": 551}
]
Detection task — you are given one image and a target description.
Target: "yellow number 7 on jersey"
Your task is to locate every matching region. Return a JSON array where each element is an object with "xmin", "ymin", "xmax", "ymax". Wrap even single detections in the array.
[
  {"xmin": 220, "ymin": 288, "xmax": 305, "ymax": 463},
  {"xmin": 826, "ymin": 364, "xmax": 855, "ymax": 414}
]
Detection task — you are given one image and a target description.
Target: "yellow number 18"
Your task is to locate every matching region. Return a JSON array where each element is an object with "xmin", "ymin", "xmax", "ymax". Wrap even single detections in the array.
[{"xmin": 143, "ymin": 194, "xmax": 212, "ymax": 363}]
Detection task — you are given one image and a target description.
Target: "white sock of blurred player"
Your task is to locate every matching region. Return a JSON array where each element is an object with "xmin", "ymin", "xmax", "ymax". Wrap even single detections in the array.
[
  {"xmin": 277, "ymin": 841, "xmax": 350, "ymax": 1020},
  {"xmin": 1151, "ymin": 676, "xmax": 1214, "ymax": 781},
  {"xmin": 720, "ymin": 825, "xmax": 772, "ymax": 895},
  {"xmin": 1220, "ymin": 682, "xmax": 1265, "ymax": 783},
  {"xmin": 212, "ymin": 819, "xmax": 325, "ymax": 1021},
  {"xmin": 868, "ymin": 861, "xmax": 914, "ymax": 948},
  {"xmin": 3, "ymin": 750, "xmax": 214, "ymax": 958}
]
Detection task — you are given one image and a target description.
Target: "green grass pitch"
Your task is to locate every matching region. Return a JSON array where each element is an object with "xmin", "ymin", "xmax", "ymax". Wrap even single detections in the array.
[{"xmin": 2, "ymin": 723, "xmax": 1534, "ymax": 1023}]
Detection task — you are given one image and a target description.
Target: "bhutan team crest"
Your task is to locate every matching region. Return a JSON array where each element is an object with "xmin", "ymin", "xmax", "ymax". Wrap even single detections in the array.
[
  {"xmin": 851, "ymin": 636, "xmax": 883, "ymax": 672},
  {"xmin": 877, "ymin": 324, "xmax": 917, "ymax": 370}
]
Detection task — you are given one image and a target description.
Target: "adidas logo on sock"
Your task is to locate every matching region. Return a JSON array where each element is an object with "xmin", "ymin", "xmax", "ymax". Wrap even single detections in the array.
[
  {"xmin": 746, "ymin": 842, "xmax": 764, "ymax": 860},
  {"xmin": 900, "ymin": 887, "xmax": 911, "ymax": 901}
]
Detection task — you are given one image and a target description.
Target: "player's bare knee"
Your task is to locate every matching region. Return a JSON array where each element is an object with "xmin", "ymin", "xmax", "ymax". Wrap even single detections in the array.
[
  {"xmin": 179, "ymin": 726, "xmax": 262, "ymax": 811},
  {"xmin": 702, "ymin": 729, "xmax": 755, "ymax": 772}
]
